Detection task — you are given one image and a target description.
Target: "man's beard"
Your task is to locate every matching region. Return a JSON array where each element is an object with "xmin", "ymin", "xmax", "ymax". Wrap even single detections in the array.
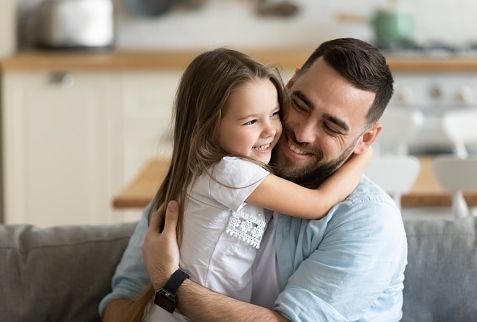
[{"xmin": 271, "ymin": 138, "xmax": 357, "ymax": 189}]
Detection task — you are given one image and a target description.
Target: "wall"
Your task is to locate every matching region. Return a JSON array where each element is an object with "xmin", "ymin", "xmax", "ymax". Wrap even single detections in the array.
[
  {"xmin": 113, "ymin": 0, "xmax": 477, "ymax": 50},
  {"xmin": 15, "ymin": 0, "xmax": 477, "ymax": 50}
]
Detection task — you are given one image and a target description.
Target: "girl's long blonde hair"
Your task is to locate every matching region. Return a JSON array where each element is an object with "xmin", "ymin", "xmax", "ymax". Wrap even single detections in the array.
[{"xmin": 127, "ymin": 48, "xmax": 285, "ymax": 321}]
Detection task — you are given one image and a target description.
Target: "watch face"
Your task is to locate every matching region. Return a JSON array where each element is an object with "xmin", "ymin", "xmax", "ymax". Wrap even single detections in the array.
[{"xmin": 154, "ymin": 289, "xmax": 177, "ymax": 313}]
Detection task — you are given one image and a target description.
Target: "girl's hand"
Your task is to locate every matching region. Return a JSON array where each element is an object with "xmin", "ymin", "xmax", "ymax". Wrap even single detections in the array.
[{"xmin": 346, "ymin": 145, "xmax": 373, "ymax": 171}]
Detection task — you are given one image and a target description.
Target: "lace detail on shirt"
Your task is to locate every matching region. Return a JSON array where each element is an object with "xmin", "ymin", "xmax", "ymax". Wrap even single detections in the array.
[{"xmin": 225, "ymin": 209, "xmax": 268, "ymax": 249}]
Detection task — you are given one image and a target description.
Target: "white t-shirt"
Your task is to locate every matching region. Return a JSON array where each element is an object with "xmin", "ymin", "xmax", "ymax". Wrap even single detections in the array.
[{"xmin": 145, "ymin": 157, "xmax": 270, "ymax": 321}]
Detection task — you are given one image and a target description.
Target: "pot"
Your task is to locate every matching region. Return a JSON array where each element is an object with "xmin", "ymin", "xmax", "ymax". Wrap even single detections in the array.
[
  {"xmin": 371, "ymin": 9, "xmax": 414, "ymax": 47},
  {"xmin": 36, "ymin": 0, "xmax": 114, "ymax": 50},
  {"xmin": 336, "ymin": 8, "xmax": 415, "ymax": 48}
]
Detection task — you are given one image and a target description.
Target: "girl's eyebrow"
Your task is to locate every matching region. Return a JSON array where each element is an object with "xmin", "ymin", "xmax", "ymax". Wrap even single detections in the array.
[{"xmin": 237, "ymin": 113, "xmax": 260, "ymax": 121}]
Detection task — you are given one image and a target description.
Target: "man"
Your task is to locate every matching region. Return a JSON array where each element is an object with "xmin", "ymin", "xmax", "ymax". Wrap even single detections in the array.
[{"xmin": 101, "ymin": 38, "xmax": 407, "ymax": 321}]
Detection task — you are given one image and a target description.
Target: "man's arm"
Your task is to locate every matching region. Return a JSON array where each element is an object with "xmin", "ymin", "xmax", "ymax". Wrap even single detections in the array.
[
  {"xmin": 147, "ymin": 196, "xmax": 406, "ymax": 322},
  {"xmin": 102, "ymin": 299, "xmax": 135, "ymax": 322},
  {"xmin": 100, "ymin": 205, "xmax": 152, "ymax": 321},
  {"xmin": 144, "ymin": 201, "xmax": 290, "ymax": 322},
  {"xmin": 178, "ymin": 281, "xmax": 288, "ymax": 322}
]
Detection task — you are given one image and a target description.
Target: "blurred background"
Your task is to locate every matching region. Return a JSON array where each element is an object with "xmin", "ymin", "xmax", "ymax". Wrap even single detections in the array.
[
  {"xmin": 1, "ymin": 0, "xmax": 477, "ymax": 227},
  {"xmin": 5, "ymin": 0, "xmax": 477, "ymax": 52}
]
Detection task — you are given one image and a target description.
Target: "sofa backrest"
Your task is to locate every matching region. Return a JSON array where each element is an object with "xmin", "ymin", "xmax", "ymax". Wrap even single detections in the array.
[
  {"xmin": 0, "ymin": 223, "xmax": 136, "ymax": 322},
  {"xmin": 403, "ymin": 216, "xmax": 477, "ymax": 322},
  {"xmin": 1, "ymin": 216, "xmax": 476, "ymax": 322}
]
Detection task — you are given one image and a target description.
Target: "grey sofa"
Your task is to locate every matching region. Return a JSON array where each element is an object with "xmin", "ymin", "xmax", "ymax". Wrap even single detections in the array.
[{"xmin": 1, "ymin": 217, "xmax": 476, "ymax": 322}]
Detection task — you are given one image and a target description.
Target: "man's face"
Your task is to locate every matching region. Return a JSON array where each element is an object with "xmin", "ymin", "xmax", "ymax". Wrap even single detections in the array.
[{"xmin": 273, "ymin": 58, "xmax": 380, "ymax": 187}]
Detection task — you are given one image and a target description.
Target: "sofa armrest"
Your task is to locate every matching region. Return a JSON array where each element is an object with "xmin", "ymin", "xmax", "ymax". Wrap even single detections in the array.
[{"xmin": 0, "ymin": 222, "xmax": 136, "ymax": 322}]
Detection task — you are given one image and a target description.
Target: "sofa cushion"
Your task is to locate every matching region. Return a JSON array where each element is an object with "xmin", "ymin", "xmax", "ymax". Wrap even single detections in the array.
[
  {"xmin": 403, "ymin": 216, "xmax": 477, "ymax": 322},
  {"xmin": 0, "ymin": 223, "xmax": 136, "ymax": 322}
]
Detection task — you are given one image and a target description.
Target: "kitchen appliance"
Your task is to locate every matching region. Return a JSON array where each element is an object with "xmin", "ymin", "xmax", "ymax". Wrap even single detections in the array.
[{"xmin": 36, "ymin": 0, "xmax": 114, "ymax": 49}]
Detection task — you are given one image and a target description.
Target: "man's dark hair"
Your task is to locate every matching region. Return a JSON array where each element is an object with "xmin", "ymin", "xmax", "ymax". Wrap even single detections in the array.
[{"xmin": 300, "ymin": 38, "xmax": 394, "ymax": 124}]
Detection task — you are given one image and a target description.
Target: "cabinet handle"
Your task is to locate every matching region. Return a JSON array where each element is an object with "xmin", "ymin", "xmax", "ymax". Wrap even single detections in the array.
[
  {"xmin": 48, "ymin": 72, "xmax": 74, "ymax": 88},
  {"xmin": 429, "ymin": 85, "xmax": 443, "ymax": 100}
]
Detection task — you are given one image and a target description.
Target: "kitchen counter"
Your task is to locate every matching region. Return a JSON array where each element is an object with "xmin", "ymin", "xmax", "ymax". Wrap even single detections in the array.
[
  {"xmin": 3, "ymin": 50, "xmax": 477, "ymax": 71},
  {"xmin": 112, "ymin": 157, "xmax": 477, "ymax": 209}
]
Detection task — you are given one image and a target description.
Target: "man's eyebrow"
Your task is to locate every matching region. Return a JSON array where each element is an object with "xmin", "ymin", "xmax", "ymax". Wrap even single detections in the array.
[
  {"xmin": 292, "ymin": 91, "xmax": 313, "ymax": 109},
  {"xmin": 323, "ymin": 113, "xmax": 350, "ymax": 132}
]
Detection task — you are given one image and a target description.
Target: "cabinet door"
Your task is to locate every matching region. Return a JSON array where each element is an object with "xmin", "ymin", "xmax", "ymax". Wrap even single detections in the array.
[
  {"xmin": 2, "ymin": 71, "xmax": 122, "ymax": 227},
  {"xmin": 120, "ymin": 71, "xmax": 181, "ymax": 182}
]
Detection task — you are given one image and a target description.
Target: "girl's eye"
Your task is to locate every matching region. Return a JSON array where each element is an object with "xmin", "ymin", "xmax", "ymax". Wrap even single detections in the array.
[
  {"xmin": 272, "ymin": 111, "xmax": 280, "ymax": 117},
  {"xmin": 243, "ymin": 119, "xmax": 257, "ymax": 126}
]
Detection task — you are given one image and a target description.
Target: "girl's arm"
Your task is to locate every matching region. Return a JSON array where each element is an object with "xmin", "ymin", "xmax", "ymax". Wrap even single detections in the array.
[{"xmin": 246, "ymin": 147, "xmax": 373, "ymax": 219}]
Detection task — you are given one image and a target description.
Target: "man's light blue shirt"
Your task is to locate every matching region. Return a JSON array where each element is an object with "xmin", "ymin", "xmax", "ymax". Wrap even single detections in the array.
[{"xmin": 100, "ymin": 176, "xmax": 407, "ymax": 321}]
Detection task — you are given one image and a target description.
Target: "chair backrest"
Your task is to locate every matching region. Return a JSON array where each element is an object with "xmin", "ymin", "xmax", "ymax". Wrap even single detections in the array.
[
  {"xmin": 366, "ymin": 155, "xmax": 421, "ymax": 209},
  {"xmin": 442, "ymin": 110, "xmax": 477, "ymax": 158},
  {"xmin": 432, "ymin": 157, "xmax": 477, "ymax": 217},
  {"xmin": 376, "ymin": 108, "xmax": 424, "ymax": 155}
]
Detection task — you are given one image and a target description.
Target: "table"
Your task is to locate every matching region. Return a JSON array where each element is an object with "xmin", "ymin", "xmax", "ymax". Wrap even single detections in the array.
[{"xmin": 112, "ymin": 158, "xmax": 477, "ymax": 209}]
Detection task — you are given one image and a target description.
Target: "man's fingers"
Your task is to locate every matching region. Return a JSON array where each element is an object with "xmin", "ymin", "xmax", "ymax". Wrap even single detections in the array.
[
  {"xmin": 148, "ymin": 207, "xmax": 163, "ymax": 233},
  {"xmin": 163, "ymin": 200, "xmax": 179, "ymax": 239}
]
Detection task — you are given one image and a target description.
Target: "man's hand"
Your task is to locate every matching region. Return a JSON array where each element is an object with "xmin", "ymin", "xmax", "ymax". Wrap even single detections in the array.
[
  {"xmin": 142, "ymin": 200, "xmax": 289, "ymax": 322},
  {"xmin": 143, "ymin": 201, "xmax": 181, "ymax": 290}
]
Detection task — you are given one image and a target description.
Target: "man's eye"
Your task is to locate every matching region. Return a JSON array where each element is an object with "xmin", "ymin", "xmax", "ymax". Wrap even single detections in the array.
[
  {"xmin": 324, "ymin": 123, "xmax": 340, "ymax": 134},
  {"xmin": 243, "ymin": 119, "xmax": 257, "ymax": 126},
  {"xmin": 292, "ymin": 99, "xmax": 306, "ymax": 112}
]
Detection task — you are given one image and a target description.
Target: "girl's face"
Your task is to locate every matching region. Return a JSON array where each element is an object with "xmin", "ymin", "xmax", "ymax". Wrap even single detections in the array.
[{"xmin": 217, "ymin": 78, "xmax": 282, "ymax": 164}]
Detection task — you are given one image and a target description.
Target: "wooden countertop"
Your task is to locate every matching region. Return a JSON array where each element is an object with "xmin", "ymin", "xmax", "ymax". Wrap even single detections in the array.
[
  {"xmin": 3, "ymin": 50, "xmax": 477, "ymax": 72},
  {"xmin": 112, "ymin": 157, "xmax": 477, "ymax": 209}
]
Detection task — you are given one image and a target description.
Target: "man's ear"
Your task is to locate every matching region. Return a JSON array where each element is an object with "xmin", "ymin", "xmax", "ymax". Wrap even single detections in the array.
[
  {"xmin": 354, "ymin": 122, "xmax": 383, "ymax": 154},
  {"xmin": 286, "ymin": 69, "xmax": 300, "ymax": 89}
]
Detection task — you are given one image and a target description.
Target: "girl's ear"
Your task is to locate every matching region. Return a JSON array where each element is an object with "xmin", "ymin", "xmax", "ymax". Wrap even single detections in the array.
[
  {"xmin": 354, "ymin": 122, "xmax": 382, "ymax": 154},
  {"xmin": 286, "ymin": 69, "xmax": 300, "ymax": 89}
]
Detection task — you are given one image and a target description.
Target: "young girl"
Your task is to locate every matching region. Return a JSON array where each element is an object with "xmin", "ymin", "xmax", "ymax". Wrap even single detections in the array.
[{"xmin": 130, "ymin": 48, "xmax": 371, "ymax": 322}]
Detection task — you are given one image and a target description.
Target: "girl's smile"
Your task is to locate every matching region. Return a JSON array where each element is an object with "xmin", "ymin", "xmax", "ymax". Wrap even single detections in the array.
[{"xmin": 217, "ymin": 78, "xmax": 282, "ymax": 164}]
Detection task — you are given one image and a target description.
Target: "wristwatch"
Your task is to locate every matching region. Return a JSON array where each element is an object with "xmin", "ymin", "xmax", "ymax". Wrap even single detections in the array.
[{"xmin": 154, "ymin": 269, "xmax": 190, "ymax": 313}]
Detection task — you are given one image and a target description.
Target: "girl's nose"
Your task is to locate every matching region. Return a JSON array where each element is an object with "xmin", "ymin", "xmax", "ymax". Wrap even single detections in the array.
[{"xmin": 262, "ymin": 122, "xmax": 276, "ymax": 138}]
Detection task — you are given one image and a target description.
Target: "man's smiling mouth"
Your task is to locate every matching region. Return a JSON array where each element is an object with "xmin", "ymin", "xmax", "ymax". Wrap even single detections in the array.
[{"xmin": 287, "ymin": 140, "xmax": 309, "ymax": 155}]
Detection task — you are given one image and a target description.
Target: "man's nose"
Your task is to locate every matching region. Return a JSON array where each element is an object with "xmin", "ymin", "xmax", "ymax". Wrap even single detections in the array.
[{"xmin": 294, "ymin": 120, "xmax": 317, "ymax": 144}]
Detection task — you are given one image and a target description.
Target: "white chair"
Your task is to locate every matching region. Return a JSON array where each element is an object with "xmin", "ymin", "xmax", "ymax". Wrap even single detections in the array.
[
  {"xmin": 366, "ymin": 155, "xmax": 421, "ymax": 210},
  {"xmin": 432, "ymin": 157, "xmax": 477, "ymax": 218},
  {"xmin": 442, "ymin": 110, "xmax": 477, "ymax": 158},
  {"xmin": 376, "ymin": 108, "xmax": 424, "ymax": 156}
]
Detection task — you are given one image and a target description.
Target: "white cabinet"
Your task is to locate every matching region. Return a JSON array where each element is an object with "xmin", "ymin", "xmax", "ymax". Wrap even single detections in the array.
[
  {"xmin": 1, "ymin": 69, "xmax": 181, "ymax": 227},
  {"xmin": 115, "ymin": 71, "xmax": 181, "ymax": 220},
  {"xmin": 2, "ymin": 71, "xmax": 123, "ymax": 226},
  {"xmin": 118, "ymin": 71, "xmax": 180, "ymax": 182}
]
